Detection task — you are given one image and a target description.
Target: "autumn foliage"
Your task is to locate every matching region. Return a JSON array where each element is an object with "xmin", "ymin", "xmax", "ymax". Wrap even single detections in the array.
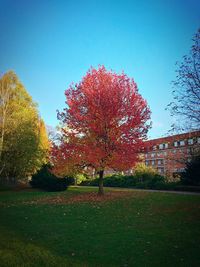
[
  {"xmin": 0, "ymin": 71, "xmax": 49, "ymax": 184},
  {"xmin": 52, "ymin": 66, "xmax": 151, "ymax": 194}
]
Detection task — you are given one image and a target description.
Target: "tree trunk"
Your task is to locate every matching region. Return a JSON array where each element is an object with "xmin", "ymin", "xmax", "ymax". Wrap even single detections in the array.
[{"xmin": 98, "ymin": 170, "xmax": 104, "ymax": 195}]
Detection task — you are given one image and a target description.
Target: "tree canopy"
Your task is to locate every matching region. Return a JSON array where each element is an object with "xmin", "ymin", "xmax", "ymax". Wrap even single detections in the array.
[
  {"xmin": 0, "ymin": 71, "xmax": 49, "ymax": 184},
  {"xmin": 52, "ymin": 66, "xmax": 151, "ymax": 194}
]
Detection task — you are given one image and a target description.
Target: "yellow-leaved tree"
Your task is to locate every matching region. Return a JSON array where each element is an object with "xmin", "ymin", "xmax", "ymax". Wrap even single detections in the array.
[{"xmin": 0, "ymin": 71, "xmax": 49, "ymax": 184}]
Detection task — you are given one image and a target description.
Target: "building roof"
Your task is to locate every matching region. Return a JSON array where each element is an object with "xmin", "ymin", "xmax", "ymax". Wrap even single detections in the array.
[{"xmin": 146, "ymin": 130, "xmax": 200, "ymax": 144}]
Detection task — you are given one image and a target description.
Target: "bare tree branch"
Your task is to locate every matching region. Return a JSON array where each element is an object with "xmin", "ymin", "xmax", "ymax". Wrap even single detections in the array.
[{"xmin": 167, "ymin": 28, "xmax": 200, "ymax": 132}]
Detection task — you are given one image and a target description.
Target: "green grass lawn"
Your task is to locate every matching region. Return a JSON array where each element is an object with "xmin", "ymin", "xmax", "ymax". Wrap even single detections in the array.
[{"xmin": 0, "ymin": 186, "xmax": 200, "ymax": 267}]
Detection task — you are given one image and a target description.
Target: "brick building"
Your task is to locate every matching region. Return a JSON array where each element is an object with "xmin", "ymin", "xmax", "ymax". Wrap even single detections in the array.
[{"xmin": 142, "ymin": 130, "xmax": 200, "ymax": 177}]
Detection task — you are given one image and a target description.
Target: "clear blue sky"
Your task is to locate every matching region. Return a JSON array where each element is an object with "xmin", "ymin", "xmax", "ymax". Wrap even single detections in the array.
[{"xmin": 0, "ymin": 0, "xmax": 200, "ymax": 139}]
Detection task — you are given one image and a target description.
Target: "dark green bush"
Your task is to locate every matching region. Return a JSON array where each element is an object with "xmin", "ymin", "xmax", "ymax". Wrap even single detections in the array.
[
  {"xmin": 103, "ymin": 175, "xmax": 130, "ymax": 187},
  {"xmin": 80, "ymin": 173, "xmax": 166, "ymax": 189},
  {"xmin": 65, "ymin": 176, "xmax": 75, "ymax": 185},
  {"xmin": 80, "ymin": 163, "xmax": 168, "ymax": 190},
  {"xmin": 134, "ymin": 174, "xmax": 166, "ymax": 189},
  {"xmin": 181, "ymin": 155, "xmax": 200, "ymax": 186},
  {"xmin": 80, "ymin": 172, "xmax": 200, "ymax": 192},
  {"xmin": 81, "ymin": 178, "xmax": 99, "ymax": 186},
  {"xmin": 30, "ymin": 165, "xmax": 70, "ymax": 191}
]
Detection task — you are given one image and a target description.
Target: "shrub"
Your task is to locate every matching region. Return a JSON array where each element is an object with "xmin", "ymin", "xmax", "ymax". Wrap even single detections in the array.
[
  {"xmin": 65, "ymin": 176, "xmax": 75, "ymax": 186},
  {"xmin": 181, "ymin": 155, "xmax": 200, "ymax": 186},
  {"xmin": 81, "ymin": 178, "xmax": 99, "ymax": 186},
  {"xmin": 80, "ymin": 170, "xmax": 200, "ymax": 192},
  {"xmin": 132, "ymin": 163, "xmax": 166, "ymax": 188},
  {"xmin": 60, "ymin": 173, "xmax": 89, "ymax": 186},
  {"xmin": 76, "ymin": 173, "xmax": 87, "ymax": 185},
  {"xmin": 81, "ymin": 163, "xmax": 167, "ymax": 189},
  {"xmin": 30, "ymin": 165, "xmax": 70, "ymax": 191},
  {"xmin": 134, "ymin": 163, "xmax": 157, "ymax": 178}
]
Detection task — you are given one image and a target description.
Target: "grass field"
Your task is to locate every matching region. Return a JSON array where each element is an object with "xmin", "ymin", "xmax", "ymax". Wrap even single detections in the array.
[{"xmin": 0, "ymin": 186, "xmax": 200, "ymax": 267}]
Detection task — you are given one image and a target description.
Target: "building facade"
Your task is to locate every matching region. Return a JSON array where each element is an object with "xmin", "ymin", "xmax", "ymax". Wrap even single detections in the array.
[{"xmin": 142, "ymin": 131, "xmax": 200, "ymax": 177}]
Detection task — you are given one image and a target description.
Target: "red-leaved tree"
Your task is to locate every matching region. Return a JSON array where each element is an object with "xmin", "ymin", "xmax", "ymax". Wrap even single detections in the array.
[{"xmin": 52, "ymin": 66, "xmax": 151, "ymax": 195}]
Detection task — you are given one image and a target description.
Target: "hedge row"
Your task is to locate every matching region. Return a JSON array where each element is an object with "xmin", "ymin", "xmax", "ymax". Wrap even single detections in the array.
[
  {"xmin": 81, "ymin": 174, "xmax": 200, "ymax": 192},
  {"xmin": 80, "ymin": 173, "xmax": 172, "ymax": 190}
]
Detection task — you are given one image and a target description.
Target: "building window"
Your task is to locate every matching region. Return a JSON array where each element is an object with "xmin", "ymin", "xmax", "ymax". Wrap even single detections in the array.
[
  {"xmin": 180, "ymin": 140, "xmax": 185, "ymax": 146},
  {"xmin": 158, "ymin": 168, "xmax": 164, "ymax": 174},
  {"xmin": 177, "ymin": 168, "xmax": 185, "ymax": 173},
  {"xmin": 197, "ymin": 137, "xmax": 200, "ymax": 144},
  {"xmin": 158, "ymin": 159, "xmax": 163, "ymax": 165},
  {"xmin": 173, "ymin": 149, "xmax": 176, "ymax": 154},
  {"xmin": 153, "ymin": 145, "xmax": 157, "ymax": 150},
  {"xmin": 164, "ymin": 151, "xmax": 167, "ymax": 156},
  {"xmin": 151, "ymin": 153, "xmax": 155, "ymax": 158},
  {"xmin": 145, "ymin": 160, "xmax": 148, "ymax": 166},
  {"xmin": 159, "ymin": 144, "xmax": 164, "ymax": 149},
  {"xmin": 174, "ymin": 141, "xmax": 178, "ymax": 147},
  {"xmin": 152, "ymin": 160, "xmax": 155, "ymax": 166},
  {"xmin": 164, "ymin": 143, "xmax": 168, "ymax": 149},
  {"xmin": 188, "ymin": 138, "xmax": 193, "ymax": 145}
]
